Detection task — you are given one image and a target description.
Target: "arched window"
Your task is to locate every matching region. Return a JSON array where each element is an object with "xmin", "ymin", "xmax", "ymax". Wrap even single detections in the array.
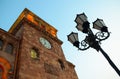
[
  {"xmin": 5, "ymin": 43, "xmax": 13, "ymax": 54},
  {"xmin": 58, "ymin": 59, "xmax": 65, "ymax": 70},
  {"xmin": 30, "ymin": 48, "xmax": 39, "ymax": 59},
  {"xmin": 0, "ymin": 39, "xmax": 3, "ymax": 50}
]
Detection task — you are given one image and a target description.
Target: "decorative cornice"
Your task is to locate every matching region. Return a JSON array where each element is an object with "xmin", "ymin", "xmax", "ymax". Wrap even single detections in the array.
[
  {"xmin": 23, "ymin": 18, "xmax": 63, "ymax": 45},
  {"xmin": 8, "ymin": 8, "xmax": 63, "ymax": 44},
  {"xmin": 9, "ymin": 8, "xmax": 57, "ymax": 37}
]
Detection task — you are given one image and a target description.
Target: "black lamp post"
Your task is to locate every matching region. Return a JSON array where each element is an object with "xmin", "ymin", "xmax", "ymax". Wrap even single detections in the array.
[{"xmin": 67, "ymin": 13, "xmax": 120, "ymax": 76}]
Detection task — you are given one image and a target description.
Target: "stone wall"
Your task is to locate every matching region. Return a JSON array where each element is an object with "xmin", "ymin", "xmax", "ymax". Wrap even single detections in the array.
[{"xmin": 16, "ymin": 22, "xmax": 78, "ymax": 79}]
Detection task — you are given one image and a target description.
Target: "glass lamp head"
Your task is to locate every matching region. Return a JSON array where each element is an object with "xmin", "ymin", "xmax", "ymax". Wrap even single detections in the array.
[
  {"xmin": 93, "ymin": 18, "xmax": 108, "ymax": 32},
  {"xmin": 75, "ymin": 13, "xmax": 88, "ymax": 24},
  {"xmin": 75, "ymin": 13, "xmax": 90, "ymax": 33},
  {"xmin": 67, "ymin": 32, "xmax": 79, "ymax": 48}
]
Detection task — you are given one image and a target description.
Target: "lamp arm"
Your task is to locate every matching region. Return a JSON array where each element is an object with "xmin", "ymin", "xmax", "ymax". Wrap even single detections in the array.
[{"xmin": 78, "ymin": 47, "xmax": 89, "ymax": 51}]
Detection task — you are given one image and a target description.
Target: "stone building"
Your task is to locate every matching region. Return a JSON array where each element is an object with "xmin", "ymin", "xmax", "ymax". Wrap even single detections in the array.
[{"xmin": 0, "ymin": 8, "xmax": 78, "ymax": 79}]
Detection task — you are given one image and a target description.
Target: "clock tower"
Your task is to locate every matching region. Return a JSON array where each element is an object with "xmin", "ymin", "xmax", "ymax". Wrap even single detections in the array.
[{"xmin": 0, "ymin": 8, "xmax": 78, "ymax": 79}]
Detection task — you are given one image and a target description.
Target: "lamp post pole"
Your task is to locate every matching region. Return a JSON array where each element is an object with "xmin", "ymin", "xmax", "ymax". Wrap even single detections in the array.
[
  {"xmin": 99, "ymin": 47, "xmax": 120, "ymax": 76},
  {"xmin": 67, "ymin": 13, "xmax": 120, "ymax": 76}
]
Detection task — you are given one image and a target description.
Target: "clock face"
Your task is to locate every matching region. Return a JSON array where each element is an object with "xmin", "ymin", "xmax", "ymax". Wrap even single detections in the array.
[{"xmin": 39, "ymin": 37, "xmax": 51, "ymax": 49}]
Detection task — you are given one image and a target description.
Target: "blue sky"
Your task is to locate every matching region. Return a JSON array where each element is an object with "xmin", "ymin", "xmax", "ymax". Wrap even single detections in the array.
[{"xmin": 0, "ymin": 0, "xmax": 120, "ymax": 79}]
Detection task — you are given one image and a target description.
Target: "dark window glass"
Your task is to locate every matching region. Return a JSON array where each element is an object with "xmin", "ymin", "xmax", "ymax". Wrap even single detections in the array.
[
  {"xmin": 5, "ymin": 43, "xmax": 13, "ymax": 54},
  {"xmin": 0, "ymin": 65, "xmax": 4, "ymax": 79},
  {"xmin": 8, "ymin": 66, "xmax": 14, "ymax": 79},
  {"xmin": 58, "ymin": 59, "xmax": 65, "ymax": 70},
  {"xmin": 0, "ymin": 68, "xmax": 3, "ymax": 79},
  {"xmin": 0, "ymin": 39, "xmax": 3, "ymax": 50}
]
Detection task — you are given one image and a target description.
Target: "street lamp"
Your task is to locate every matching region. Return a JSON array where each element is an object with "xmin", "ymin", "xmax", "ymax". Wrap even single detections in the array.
[{"xmin": 67, "ymin": 13, "xmax": 120, "ymax": 76}]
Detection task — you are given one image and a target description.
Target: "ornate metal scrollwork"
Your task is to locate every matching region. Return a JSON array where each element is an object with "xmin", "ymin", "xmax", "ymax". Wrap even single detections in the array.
[
  {"xmin": 78, "ymin": 40, "xmax": 90, "ymax": 50},
  {"xmin": 95, "ymin": 32, "xmax": 110, "ymax": 41}
]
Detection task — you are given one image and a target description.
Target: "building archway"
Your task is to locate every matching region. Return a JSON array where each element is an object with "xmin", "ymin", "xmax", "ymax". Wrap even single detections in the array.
[{"xmin": 0, "ymin": 57, "xmax": 11, "ymax": 79}]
